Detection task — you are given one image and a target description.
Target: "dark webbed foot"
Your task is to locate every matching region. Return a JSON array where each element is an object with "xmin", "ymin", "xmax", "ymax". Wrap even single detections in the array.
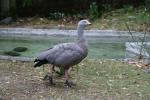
[
  {"xmin": 43, "ymin": 74, "xmax": 49, "ymax": 80},
  {"xmin": 48, "ymin": 76, "xmax": 56, "ymax": 85},
  {"xmin": 43, "ymin": 74, "xmax": 55, "ymax": 85},
  {"xmin": 64, "ymin": 80, "xmax": 76, "ymax": 87}
]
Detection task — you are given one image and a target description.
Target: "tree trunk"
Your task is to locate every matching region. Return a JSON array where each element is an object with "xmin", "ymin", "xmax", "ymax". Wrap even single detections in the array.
[
  {"xmin": 145, "ymin": 0, "xmax": 150, "ymax": 11},
  {"xmin": 0, "ymin": 0, "xmax": 10, "ymax": 17},
  {"xmin": 10, "ymin": 0, "xmax": 16, "ymax": 10},
  {"xmin": 10, "ymin": 0, "xmax": 17, "ymax": 18}
]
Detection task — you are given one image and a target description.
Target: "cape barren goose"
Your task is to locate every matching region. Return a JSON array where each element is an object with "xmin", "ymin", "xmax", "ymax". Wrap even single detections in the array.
[{"xmin": 34, "ymin": 20, "xmax": 91, "ymax": 87}]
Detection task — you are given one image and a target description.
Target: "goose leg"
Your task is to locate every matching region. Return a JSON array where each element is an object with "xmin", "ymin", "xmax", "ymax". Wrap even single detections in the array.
[
  {"xmin": 48, "ymin": 76, "xmax": 55, "ymax": 85},
  {"xmin": 49, "ymin": 65, "xmax": 56, "ymax": 85},
  {"xmin": 64, "ymin": 69, "xmax": 75, "ymax": 87},
  {"xmin": 43, "ymin": 65, "xmax": 55, "ymax": 85}
]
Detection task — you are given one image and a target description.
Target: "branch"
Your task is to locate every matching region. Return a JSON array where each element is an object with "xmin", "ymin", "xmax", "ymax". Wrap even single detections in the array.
[{"xmin": 125, "ymin": 22, "xmax": 136, "ymax": 42}]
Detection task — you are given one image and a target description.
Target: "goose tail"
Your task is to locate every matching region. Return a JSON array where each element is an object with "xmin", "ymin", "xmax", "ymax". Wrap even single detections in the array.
[{"xmin": 34, "ymin": 59, "xmax": 47, "ymax": 68}]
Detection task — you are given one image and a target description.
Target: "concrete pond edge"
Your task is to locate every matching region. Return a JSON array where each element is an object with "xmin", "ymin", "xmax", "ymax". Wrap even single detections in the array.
[{"xmin": 0, "ymin": 28, "xmax": 149, "ymax": 37}]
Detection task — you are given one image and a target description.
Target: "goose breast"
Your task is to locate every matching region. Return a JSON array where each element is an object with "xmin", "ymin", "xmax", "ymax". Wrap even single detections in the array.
[{"xmin": 46, "ymin": 43, "xmax": 87, "ymax": 68}]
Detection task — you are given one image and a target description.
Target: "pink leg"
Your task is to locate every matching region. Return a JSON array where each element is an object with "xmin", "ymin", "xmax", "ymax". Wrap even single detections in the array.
[
  {"xmin": 48, "ymin": 65, "xmax": 55, "ymax": 85},
  {"xmin": 64, "ymin": 70, "xmax": 69, "ymax": 81},
  {"xmin": 64, "ymin": 69, "xmax": 75, "ymax": 87}
]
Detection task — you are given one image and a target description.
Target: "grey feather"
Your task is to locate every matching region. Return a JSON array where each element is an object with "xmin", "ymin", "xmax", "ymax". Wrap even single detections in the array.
[{"xmin": 34, "ymin": 20, "xmax": 91, "ymax": 69}]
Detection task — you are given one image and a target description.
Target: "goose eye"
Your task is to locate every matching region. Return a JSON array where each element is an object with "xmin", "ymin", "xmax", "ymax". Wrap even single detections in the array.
[{"xmin": 83, "ymin": 21, "xmax": 87, "ymax": 24}]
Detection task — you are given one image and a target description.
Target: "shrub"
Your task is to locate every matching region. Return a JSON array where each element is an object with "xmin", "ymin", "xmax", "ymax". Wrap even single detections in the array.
[
  {"xmin": 89, "ymin": 2, "xmax": 100, "ymax": 19},
  {"xmin": 49, "ymin": 12, "xmax": 65, "ymax": 20}
]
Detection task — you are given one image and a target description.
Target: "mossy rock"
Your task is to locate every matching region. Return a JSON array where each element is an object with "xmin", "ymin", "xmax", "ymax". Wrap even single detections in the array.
[
  {"xmin": 13, "ymin": 47, "xmax": 28, "ymax": 52},
  {"xmin": 3, "ymin": 51, "xmax": 21, "ymax": 56}
]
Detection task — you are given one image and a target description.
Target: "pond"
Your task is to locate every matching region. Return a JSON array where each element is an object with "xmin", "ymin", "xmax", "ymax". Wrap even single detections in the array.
[{"xmin": 0, "ymin": 35, "xmax": 125, "ymax": 59}]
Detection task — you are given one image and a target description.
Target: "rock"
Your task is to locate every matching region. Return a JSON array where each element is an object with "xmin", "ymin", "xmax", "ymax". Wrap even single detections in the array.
[
  {"xmin": 13, "ymin": 47, "xmax": 28, "ymax": 52},
  {"xmin": 125, "ymin": 42, "xmax": 150, "ymax": 59},
  {"xmin": 3, "ymin": 51, "xmax": 21, "ymax": 56},
  {"xmin": 143, "ymin": 58, "xmax": 150, "ymax": 65},
  {"xmin": 40, "ymin": 18, "xmax": 44, "ymax": 21},
  {"xmin": 0, "ymin": 17, "xmax": 13, "ymax": 24}
]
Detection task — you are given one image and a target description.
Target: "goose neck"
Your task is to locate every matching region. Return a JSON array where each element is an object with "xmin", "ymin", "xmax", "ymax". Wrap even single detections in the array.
[
  {"xmin": 77, "ymin": 26, "xmax": 84, "ymax": 36},
  {"xmin": 77, "ymin": 26, "xmax": 86, "ymax": 44}
]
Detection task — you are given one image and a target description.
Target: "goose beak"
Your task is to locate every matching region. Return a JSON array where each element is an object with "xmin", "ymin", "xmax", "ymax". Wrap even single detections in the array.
[
  {"xmin": 87, "ymin": 22, "xmax": 91, "ymax": 25},
  {"xmin": 88, "ymin": 22, "xmax": 91, "ymax": 25}
]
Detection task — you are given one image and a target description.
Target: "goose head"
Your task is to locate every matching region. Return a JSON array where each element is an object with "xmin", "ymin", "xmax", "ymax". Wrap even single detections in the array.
[{"xmin": 77, "ymin": 20, "xmax": 91, "ymax": 29}]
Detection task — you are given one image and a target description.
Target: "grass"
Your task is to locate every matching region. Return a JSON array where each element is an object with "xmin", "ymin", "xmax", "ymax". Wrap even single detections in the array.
[{"xmin": 0, "ymin": 59, "xmax": 150, "ymax": 100}]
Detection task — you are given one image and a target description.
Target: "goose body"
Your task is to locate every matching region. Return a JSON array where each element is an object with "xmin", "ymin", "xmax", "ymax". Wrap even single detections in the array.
[
  {"xmin": 35, "ymin": 42, "xmax": 88, "ymax": 68},
  {"xmin": 34, "ymin": 20, "xmax": 91, "ymax": 87}
]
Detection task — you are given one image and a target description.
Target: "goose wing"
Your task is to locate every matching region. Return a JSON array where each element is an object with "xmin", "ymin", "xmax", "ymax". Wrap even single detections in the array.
[
  {"xmin": 53, "ymin": 44, "xmax": 85, "ymax": 67},
  {"xmin": 36, "ymin": 43, "xmax": 86, "ymax": 66}
]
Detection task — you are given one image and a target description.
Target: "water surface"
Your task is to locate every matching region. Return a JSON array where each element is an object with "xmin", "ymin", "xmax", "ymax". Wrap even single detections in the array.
[{"xmin": 0, "ymin": 35, "xmax": 125, "ymax": 59}]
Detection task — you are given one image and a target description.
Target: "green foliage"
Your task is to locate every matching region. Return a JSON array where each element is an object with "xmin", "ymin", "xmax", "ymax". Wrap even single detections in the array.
[
  {"xmin": 55, "ymin": 65, "xmax": 80, "ymax": 77},
  {"xmin": 123, "ymin": 5, "xmax": 134, "ymax": 13},
  {"xmin": 102, "ymin": 4, "xmax": 111, "ymax": 12},
  {"xmin": 2, "ymin": 0, "xmax": 148, "ymax": 17},
  {"xmin": 145, "ymin": 0, "xmax": 150, "ymax": 11},
  {"xmin": 55, "ymin": 67, "xmax": 65, "ymax": 76},
  {"xmin": 136, "ymin": 9, "xmax": 150, "ymax": 24},
  {"xmin": 89, "ymin": 2, "xmax": 100, "ymax": 19},
  {"xmin": 49, "ymin": 12, "xmax": 65, "ymax": 20},
  {"xmin": 76, "ymin": 64, "xmax": 79, "ymax": 74},
  {"xmin": 23, "ymin": 0, "xmax": 32, "ymax": 7},
  {"xmin": 10, "ymin": 8, "xmax": 17, "ymax": 19}
]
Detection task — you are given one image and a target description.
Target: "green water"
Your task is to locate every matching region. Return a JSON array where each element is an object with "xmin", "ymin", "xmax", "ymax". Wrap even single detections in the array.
[{"xmin": 0, "ymin": 36, "xmax": 125, "ymax": 59}]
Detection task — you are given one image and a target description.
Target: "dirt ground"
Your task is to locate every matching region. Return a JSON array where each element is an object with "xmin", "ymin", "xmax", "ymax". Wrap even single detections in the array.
[
  {"xmin": 0, "ymin": 60, "xmax": 104, "ymax": 100},
  {"xmin": 0, "ymin": 59, "xmax": 150, "ymax": 100}
]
